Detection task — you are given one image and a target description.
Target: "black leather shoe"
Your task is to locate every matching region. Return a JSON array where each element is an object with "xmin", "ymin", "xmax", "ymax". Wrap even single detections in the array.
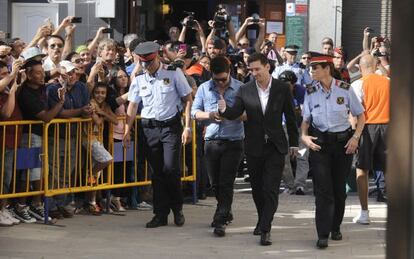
[
  {"xmin": 316, "ymin": 239, "xmax": 328, "ymax": 249},
  {"xmin": 213, "ymin": 224, "xmax": 226, "ymax": 237},
  {"xmin": 253, "ymin": 227, "xmax": 262, "ymax": 236},
  {"xmin": 173, "ymin": 210, "xmax": 185, "ymax": 226},
  {"xmin": 146, "ymin": 216, "xmax": 167, "ymax": 228},
  {"xmin": 331, "ymin": 231, "xmax": 343, "ymax": 241},
  {"xmin": 260, "ymin": 232, "xmax": 272, "ymax": 246},
  {"xmin": 253, "ymin": 224, "xmax": 262, "ymax": 236}
]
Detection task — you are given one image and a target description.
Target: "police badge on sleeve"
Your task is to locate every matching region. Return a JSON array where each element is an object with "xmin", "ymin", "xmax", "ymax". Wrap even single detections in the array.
[
  {"xmin": 163, "ymin": 78, "xmax": 170, "ymax": 85},
  {"xmin": 337, "ymin": 97, "xmax": 344, "ymax": 104}
]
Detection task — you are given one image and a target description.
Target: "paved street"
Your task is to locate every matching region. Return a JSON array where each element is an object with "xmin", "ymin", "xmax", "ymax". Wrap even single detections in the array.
[{"xmin": 0, "ymin": 182, "xmax": 386, "ymax": 259}]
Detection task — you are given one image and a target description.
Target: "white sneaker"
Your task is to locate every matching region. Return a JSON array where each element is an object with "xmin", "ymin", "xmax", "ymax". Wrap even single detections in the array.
[
  {"xmin": 0, "ymin": 211, "xmax": 13, "ymax": 226},
  {"xmin": 353, "ymin": 210, "xmax": 370, "ymax": 225},
  {"xmin": 2, "ymin": 208, "xmax": 20, "ymax": 225},
  {"xmin": 136, "ymin": 201, "xmax": 152, "ymax": 211}
]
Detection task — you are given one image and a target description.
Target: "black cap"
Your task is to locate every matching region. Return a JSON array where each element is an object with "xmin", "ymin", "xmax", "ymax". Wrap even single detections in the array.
[
  {"xmin": 133, "ymin": 41, "xmax": 160, "ymax": 56},
  {"xmin": 284, "ymin": 45, "xmax": 300, "ymax": 53},
  {"xmin": 278, "ymin": 70, "xmax": 298, "ymax": 84}
]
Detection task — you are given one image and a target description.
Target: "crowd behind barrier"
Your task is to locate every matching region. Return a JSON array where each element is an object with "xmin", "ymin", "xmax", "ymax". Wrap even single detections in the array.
[{"xmin": 0, "ymin": 117, "xmax": 197, "ymax": 223}]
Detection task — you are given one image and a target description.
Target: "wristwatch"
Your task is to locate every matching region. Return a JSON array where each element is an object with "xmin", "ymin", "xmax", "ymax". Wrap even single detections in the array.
[{"xmin": 352, "ymin": 134, "xmax": 360, "ymax": 140}]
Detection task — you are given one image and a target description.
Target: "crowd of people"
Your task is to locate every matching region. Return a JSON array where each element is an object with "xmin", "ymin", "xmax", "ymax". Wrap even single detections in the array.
[{"xmin": 0, "ymin": 7, "xmax": 390, "ymax": 249}]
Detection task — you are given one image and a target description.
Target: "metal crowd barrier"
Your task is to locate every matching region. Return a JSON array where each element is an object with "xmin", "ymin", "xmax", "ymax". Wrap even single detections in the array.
[{"xmin": 0, "ymin": 117, "xmax": 198, "ymax": 223}]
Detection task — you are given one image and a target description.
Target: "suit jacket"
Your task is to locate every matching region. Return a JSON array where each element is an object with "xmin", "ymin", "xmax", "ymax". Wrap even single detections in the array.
[{"xmin": 221, "ymin": 78, "xmax": 299, "ymax": 157}]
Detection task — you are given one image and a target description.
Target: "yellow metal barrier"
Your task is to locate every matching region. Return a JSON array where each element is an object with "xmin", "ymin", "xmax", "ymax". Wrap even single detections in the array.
[
  {"xmin": 0, "ymin": 117, "xmax": 197, "ymax": 204},
  {"xmin": 0, "ymin": 120, "xmax": 45, "ymax": 199}
]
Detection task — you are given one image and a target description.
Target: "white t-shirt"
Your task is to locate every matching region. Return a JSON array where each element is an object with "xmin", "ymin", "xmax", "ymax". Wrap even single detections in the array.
[{"xmin": 351, "ymin": 78, "xmax": 364, "ymax": 104}]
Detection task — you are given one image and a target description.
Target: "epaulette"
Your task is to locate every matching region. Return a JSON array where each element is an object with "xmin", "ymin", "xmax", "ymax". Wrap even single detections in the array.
[
  {"xmin": 166, "ymin": 65, "xmax": 178, "ymax": 71},
  {"xmin": 134, "ymin": 71, "xmax": 145, "ymax": 77},
  {"xmin": 338, "ymin": 80, "xmax": 350, "ymax": 90},
  {"xmin": 306, "ymin": 85, "xmax": 317, "ymax": 95}
]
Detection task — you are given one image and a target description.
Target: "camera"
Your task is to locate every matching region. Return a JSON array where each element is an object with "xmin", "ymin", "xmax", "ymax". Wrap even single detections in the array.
[
  {"xmin": 213, "ymin": 5, "xmax": 230, "ymax": 30},
  {"xmin": 102, "ymin": 28, "xmax": 113, "ymax": 34},
  {"xmin": 71, "ymin": 17, "xmax": 82, "ymax": 23},
  {"xmin": 251, "ymin": 13, "xmax": 260, "ymax": 24},
  {"xmin": 182, "ymin": 11, "xmax": 196, "ymax": 28}
]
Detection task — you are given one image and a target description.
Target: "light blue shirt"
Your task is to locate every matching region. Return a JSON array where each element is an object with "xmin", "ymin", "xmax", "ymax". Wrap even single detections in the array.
[
  {"xmin": 272, "ymin": 62, "xmax": 313, "ymax": 86},
  {"xmin": 128, "ymin": 64, "xmax": 192, "ymax": 120},
  {"xmin": 302, "ymin": 79, "xmax": 364, "ymax": 133},
  {"xmin": 191, "ymin": 78, "xmax": 244, "ymax": 141}
]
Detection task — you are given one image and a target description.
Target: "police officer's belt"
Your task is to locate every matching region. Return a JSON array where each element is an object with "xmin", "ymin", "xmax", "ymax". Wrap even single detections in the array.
[
  {"xmin": 141, "ymin": 114, "xmax": 181, "ymax": 128},
  {"xmin": 313, "ymin": 128, "xmax": 352, "ymax": 144}
]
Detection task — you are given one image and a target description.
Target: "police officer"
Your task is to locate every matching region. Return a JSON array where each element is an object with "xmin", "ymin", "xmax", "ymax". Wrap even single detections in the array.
[
  {"xmin": 272, "ymin": 45, "xmax": 313, "ymax": 86},
  {"xmin": 123, "ymin": 41, "xmax": 193, "ymax": 228},
  {"xmin": 301, "ymin": 53, "xmax": 365, "ymax": 249}
]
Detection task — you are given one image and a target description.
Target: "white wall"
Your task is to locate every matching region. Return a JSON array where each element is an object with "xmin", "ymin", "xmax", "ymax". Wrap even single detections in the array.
[{"xmin": 309, "ymin": 0, "xmax": 342, "ymax": 51}]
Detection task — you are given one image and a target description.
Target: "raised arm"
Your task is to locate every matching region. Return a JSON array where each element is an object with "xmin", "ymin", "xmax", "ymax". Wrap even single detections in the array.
[
  {"xmin": 88, "ymin": 27, "xmax": 106, "ymax": 52},
  {"xmin": 254, "ymin": 19, "xmax": 266, "ymax": 53}
]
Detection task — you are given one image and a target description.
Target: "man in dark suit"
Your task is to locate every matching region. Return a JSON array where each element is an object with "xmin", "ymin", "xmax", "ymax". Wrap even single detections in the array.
[{"xmin": 218, "ymin": 53, "xmax": 299, "ymax": 246}]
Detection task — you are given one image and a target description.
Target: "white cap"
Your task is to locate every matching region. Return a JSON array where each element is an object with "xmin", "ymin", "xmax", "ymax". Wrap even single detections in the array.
[
  {"xmin": 20, "ymin": 47, "xmax": 46, "ymax": 61},
  {"xmin": 59, "ymin": 60, "xmax": 76, "ymax": 73}
]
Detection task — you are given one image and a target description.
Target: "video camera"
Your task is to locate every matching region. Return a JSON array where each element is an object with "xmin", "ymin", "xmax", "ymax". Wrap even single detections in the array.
[
  {"xmin": 182, "ymin": 11, "xmax": 196, "ymax": 28},
  {"xmin": 213, "ymin": 5, "xmax": 230, "ymax": 30}
]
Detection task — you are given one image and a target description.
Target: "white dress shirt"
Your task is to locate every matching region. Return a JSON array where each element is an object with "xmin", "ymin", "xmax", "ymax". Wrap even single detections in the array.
[{"xmin": 255, "ymin": 78, "xmax": 272, "ymax": 114}]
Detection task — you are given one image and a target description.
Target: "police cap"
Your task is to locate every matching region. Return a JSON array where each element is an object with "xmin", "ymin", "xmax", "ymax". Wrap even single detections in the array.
[
  {"xmin": 284, "ymin": 44, "xmax": 300, "ymax": 54},
  {"xmin": 308, "ymin": 51, "xmax": 334, "ymax": 66},
  {"xmin": 134, "ymin": 41, "xmax": 160, "ymax": 61}
]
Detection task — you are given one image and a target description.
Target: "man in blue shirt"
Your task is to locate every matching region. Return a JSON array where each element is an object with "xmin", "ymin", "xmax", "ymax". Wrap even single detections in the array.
[
  {"xmin": 124, "ymin": 42, "xmax": 193, "ymax": 228},
  {"xmin": 191, "ymin": 56, "xmax": 244, "ymax": 237},
  {"xmin": 46, "ymin": 60, "xmax": 92, "ymax": 218}
]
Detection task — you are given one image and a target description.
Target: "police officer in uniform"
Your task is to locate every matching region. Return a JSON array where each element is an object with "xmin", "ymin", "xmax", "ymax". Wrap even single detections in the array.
[
  {"xmin": 272, "ymin": 45, "xmax": 313, "ymax": 86},
  {"xmin": 124, "ymin": 42, "xmax": 193, "ymax": 228},
  {"xmin": 301, "ymin": 53, "xmax": 365, "ymax": 248}
]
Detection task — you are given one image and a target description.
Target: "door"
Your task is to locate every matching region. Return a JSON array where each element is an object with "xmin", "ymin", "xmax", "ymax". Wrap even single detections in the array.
[{"xmin": 12, "ymin": 3, "xmax": 59, "ymax": 43}]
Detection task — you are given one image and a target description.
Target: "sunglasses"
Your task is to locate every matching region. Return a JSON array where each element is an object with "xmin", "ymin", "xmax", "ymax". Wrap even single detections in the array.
[
  {"xmin": 213, "ymin": 76, "xmax": 228, "ymax": 83},
  {"xmin": 0, "ymin": 54, "xmax": 9, "ymax": 59},
  {"xmin": 50, "ymin": 43, "xmax": 63, "ymax": 49}
]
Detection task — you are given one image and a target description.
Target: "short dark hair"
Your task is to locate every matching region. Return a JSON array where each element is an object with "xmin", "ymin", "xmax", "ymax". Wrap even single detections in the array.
[
  {"xmin": 65, "ymin": 51, "xmax": 78, "ymax": 61},
  {"xmin": 47, "ymin": 35, "xmax": 65, "ymax": 45},
  {"xmin": 210, "ymin": 56, "xmax": 231, "ymax": 74},
  {"xmin": 129, "ymin": 38, "xmax": 145, "ymax": 52},
  {"xmin": 93, "ymin": 82, "xmax": 108, "ymax": 94},
  {"xmin": 247, "ymin": 53, "xmax": 269, "ymax": 66}
]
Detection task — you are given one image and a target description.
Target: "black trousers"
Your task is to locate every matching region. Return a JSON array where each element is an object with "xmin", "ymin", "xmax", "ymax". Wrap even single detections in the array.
[
  {"xmin": 142, "ymin": 123, "xmax": 183, "ymax": 216},
  {"xmin": 309, "ymin": 140, "xmax": 353, "ymax": 239},
  {"xmin": 204, "ymin": 140, "xmax": 243, "ymax": 223},
  {"xmin": 246, "ymin": 143, "xmax": 285, "ymax": 232}
]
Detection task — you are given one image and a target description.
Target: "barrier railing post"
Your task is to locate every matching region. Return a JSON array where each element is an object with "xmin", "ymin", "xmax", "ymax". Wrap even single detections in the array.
[
  {"xmin": 44, "ymin": 122, "xmax": 49, "ymax": 224},
  {"xmin": 192, "ymin": 120, "xmax": 197, "ymax": 204}
]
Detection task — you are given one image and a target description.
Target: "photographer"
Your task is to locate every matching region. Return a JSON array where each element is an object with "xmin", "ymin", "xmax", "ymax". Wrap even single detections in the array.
[
  {"xmin": 205, "ymin": 6, "xmax": 237, "ymax": 50},
  {"xmin": 235, "ymin": 16, "xmax": 266, "ymax": 53},
  {"xmin": 179, "ymin": 15, "xmax": 206, "ymax": 54}
]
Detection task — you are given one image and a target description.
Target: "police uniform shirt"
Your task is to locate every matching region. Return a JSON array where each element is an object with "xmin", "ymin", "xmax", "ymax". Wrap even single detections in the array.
[
  {"xmin": 272, "ymin": 62, "xmax": 312, "ymax": 86},
  {"xmin": 128, "ymin": 64, "xmax": 192, "ymax": 121},
  {"xmin": 302, "ymin": 79, "xmax": 364, "ymax": 133}
]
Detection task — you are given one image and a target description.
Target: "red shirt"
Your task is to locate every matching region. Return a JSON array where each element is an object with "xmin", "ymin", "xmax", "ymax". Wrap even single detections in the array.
[{"xmin": 0, "ymin": 91, "xmax": 23, "ymax": 149}]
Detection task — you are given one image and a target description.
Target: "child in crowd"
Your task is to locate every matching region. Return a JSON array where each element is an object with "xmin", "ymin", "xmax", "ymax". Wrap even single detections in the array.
[{"xmin": 83, "ymin": 82, "xmax": 118, "ymax": 215}]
